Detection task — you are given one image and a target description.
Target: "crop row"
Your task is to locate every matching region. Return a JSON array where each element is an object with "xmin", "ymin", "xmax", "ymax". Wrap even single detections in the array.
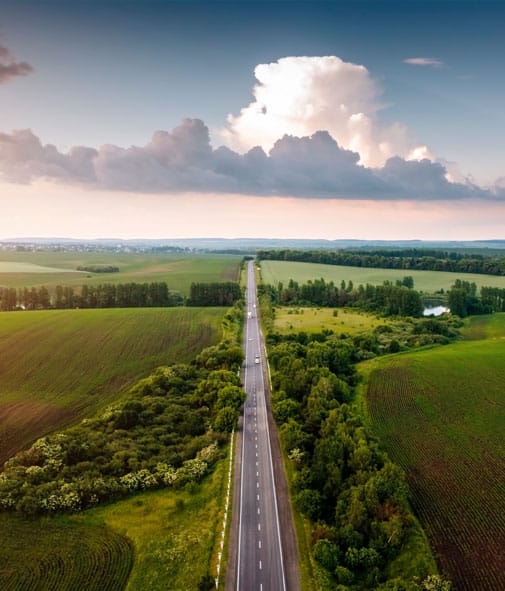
[
  {"xmin": 0, "ymin": 520, "xmax": 132, "ymax": 591},
  {"xmin": 367, "ymin": 363, "xmax": 505, "ymax": 590}
]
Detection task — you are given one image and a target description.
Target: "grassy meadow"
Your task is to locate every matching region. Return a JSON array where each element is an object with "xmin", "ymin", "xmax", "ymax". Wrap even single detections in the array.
[
  {"xmin": 273, "ymin": 306, "xmax": 389, "ymax": 335},
  {"xmin": 0, "ymin": 307, "xmax": 224, "ymax": 467},
  {"xmin": 0, "ymin": 252, "xmax": 241, "ymax": 295},
  {"xmin": 89, "ymin": 456, "xmax": 228, "ymax": 591},
  {"xmin": 360, "ymin": 313, "xmax": 505, "ymax": 591},
  {"xmin": 260, "ymin": 259, "xmax": 505, "ymax": 293},
  {"xmin": 0, "ymin": 449, "xmax": 230, "ymax": 591}
]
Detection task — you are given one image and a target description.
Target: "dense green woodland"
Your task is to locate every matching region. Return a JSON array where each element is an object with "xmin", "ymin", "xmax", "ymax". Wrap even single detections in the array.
[
  {"xmin": 187, "ymin": 281, "xmax": 242, "ymax": 306},
  {"xmin": 267, "ymin": 324, "xmax": 451, "ymax": 590},
  {"xmin": 261, "ymin": 275, "xmax": 505, "ymax": 320},
  {"xmin": 0, "ymin": 281, "xmax": 242, "ymax": 310},
  {"xmin": 257, "ymin": 248, "xmax": 505, "ymax": 276},
  {"xmin": 261, "ymin": 277, "xmax": 424, "ymax": 317}
]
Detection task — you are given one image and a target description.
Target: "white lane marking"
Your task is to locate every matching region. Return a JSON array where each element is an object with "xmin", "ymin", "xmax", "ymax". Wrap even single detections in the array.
[
  {"xmin": 257, "ymin": 507, "xmax": 260, "ymax": 515},
  {"xmin": 257, "ymin": 324, "xmax": 288, "ymax": 591},
  {"xmin": 258, "ymin": 540, "xmax": 262, "ymax": 549},
  {"xmin": 258, "ymin": 523, "xmax": 261, "ymax": 531},
  {"xmin": 257, "ymin": 494, "xmax": 260, "ymax": 501},
  {"xmin": 259, "ymin": 560, "xmax": 262, "ymax": 570}
]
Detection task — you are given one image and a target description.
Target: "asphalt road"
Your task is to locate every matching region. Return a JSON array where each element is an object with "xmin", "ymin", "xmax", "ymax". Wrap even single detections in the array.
[{"xmin": 235, "ymin": 261, "xmax": 287, "ymax": 591}]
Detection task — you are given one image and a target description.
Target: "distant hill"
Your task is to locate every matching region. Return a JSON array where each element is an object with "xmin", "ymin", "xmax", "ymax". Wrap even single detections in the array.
[{"xmin": 2, "ymin": 237, "xmax": 505, "ymax": 252}]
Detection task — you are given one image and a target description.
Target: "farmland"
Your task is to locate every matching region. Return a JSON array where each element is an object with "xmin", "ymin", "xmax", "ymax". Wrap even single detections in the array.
[
  {"xmin": 362, "ymin": 313, "xmax": 505, "ymax": 590},
  {"xmin": 260, "ymin": 259, "xmax": 505, "ymax": 293},
  {"xmin": 0, "ymin": 513, "xmax": 133, "ymax": 591},
  {"xmin": 0, "ymin": 252, "xmax": 241, "ymax": 295},
  {"xmin": 83, "ymin": 454, "xmax": 228, "ymax": 590},
  {"xmin": 0, "ymin": 447, "xmax": 229, "ymax": 590},
  {"xmin": 0, "ymin": 307, "xmax": 224, "ymax": 467}
]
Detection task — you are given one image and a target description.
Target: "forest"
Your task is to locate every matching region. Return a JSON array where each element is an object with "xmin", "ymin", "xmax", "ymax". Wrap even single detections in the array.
[
  {"xmin": 257, "ymin": 248, "xmax": 505, "ymax": 276},
  {"xmin": 261, "ymin": 277, "xmax": 423, "ymax": 317},
  {"xmin": 267, "ymin": 327, "xmax": 450, "ymax": 590}
]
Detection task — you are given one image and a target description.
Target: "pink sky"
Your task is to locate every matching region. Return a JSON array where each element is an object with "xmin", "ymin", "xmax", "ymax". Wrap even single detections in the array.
[{"xmin": 1, "ymin": 181, "xmax": 503, "ymax": 241}]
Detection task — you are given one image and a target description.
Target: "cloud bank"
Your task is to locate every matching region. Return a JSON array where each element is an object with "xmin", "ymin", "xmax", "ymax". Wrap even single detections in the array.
[
  {"xmin": 0, "ymin": 44, "xmax": 33, "ymax": 84},
  {"xmin": 222, "ymin": 56, "xmax": 433, "ymax": 167},
  {"xmin": 0, "ymin": 119, "xmax": 498, "ymax": 201}
]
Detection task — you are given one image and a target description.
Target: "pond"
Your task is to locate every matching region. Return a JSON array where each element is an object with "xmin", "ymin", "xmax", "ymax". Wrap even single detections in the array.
[{"xmin": 423, "ymin": 305, "xmax": 449, "ymax": 317}]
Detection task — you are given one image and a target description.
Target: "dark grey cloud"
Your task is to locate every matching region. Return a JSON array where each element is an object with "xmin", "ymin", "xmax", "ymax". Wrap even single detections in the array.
[
  {"xmin": 0, "ymin": 129, "xmax": 96, "ymax": 183},
  {"xmin": 0, "ymin": 119, "xmax": 499, "ymax": 201},
  {"xmin": 0, "ymin": 44, "xmax": 33, "ymax": 84}
]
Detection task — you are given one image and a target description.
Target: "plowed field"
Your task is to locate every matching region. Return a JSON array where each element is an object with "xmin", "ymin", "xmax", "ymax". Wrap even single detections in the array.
[{"xmin": 364, "ymin": 318, "xmax": 505, "ymax": 590}]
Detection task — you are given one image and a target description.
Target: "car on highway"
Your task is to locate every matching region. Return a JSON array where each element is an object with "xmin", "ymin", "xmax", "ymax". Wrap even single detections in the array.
[{"xmin": 254, "ymin": 354, "xmax": 260, "ymax": 364}]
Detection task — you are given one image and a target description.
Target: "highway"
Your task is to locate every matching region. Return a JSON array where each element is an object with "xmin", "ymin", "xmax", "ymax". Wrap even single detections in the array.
[{"xmin": 234, "ymin": 260, "xmax": 286, "ymax": 591}]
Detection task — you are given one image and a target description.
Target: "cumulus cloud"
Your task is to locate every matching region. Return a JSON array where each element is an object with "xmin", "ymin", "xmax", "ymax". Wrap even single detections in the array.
[
  {"xmin": 403, "ymin": 57, "xmax": 444, "ymax": 67},
  {"xmin": 0, "ymin": 119, "xmax": 497, "ymax": 201},
  {"xmin": 221, "ymin": 56, "xmax": 433, "ymax": 168},
  {"xmin": 0, "ymin": 44, "xmax": 33, "ymax": 84}
]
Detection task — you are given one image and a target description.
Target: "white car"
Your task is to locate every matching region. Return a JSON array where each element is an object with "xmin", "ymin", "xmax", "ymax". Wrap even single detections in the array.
[{"xmin": 254, "ymin": 355, "xmax": 260, "ymax": 364}]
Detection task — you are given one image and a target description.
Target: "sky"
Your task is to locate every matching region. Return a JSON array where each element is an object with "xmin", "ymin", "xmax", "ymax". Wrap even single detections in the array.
[{"xmin": 0, "ymin": 0, "xmax": 504, "ymax": 240}]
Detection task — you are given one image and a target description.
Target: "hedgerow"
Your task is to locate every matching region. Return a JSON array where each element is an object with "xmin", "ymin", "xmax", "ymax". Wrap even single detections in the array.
[{"xmin": 0, "ymin": 343, "xmax": 245, "ymax": 516}]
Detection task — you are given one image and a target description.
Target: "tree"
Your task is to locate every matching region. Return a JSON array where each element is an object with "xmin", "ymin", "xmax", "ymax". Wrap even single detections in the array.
[{"xmin": 214, "ymin": 407, "xmax": 239, "ymax": 432}]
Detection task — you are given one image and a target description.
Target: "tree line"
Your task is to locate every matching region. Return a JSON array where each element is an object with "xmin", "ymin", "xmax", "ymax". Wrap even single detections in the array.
[
  {"xmin": 260, "ymin": 275, "xmax": 505, "ymax": 319},
  {"xmin": 76, "ymin": 265, "xmax": 120, "ymax": 273},
  {"xmin": 257, "ymin": 248, "xmax": 505, "ymax": 276},
  {"xmin": 0, "ymin": 307, "xmax": 245, "ymax": 516},
  {"xmin": 481, "ymin": 286, "xmax": 505, "ymax": 312},
  {"xmin": 0, "ymin": 281, "xmax": 243, "ymax": 311},
  {"xmin": 268, "ymin": 330, "xmax": 450, "ymax": 590},
  {"xmin": 261, "ymin": 277, "xmax": 424, "ymax": 317},
  {"xmin": 187, "ymin": 282, "xmax": 242, "ymax": 306}
]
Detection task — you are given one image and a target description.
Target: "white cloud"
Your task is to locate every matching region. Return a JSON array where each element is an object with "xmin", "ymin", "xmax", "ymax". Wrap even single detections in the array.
[
  {"xmin": 403, "ymin": 57, "xmax": 444, "ymax": 67},
  {"xmin": 221, "ymin": 55, "xmax": 430, "ymax": 168}
]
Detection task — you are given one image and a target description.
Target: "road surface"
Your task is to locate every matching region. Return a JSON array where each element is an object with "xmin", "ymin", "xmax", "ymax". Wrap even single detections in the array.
[{"xmin": 231, "ymin": 261, "xmax": 287, "ymax": 591}]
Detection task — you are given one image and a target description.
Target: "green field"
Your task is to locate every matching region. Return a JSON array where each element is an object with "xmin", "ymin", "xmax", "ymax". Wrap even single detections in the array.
[
  {"xmin": 88, "ymin": 454, "xmax": 227, "ymax": 590},
  {"xmin": 0, "ymin": 513, "xmax": 133, "ymax": 591},
  {"xmin": 361, "ymin": 313, "xmax": 505, "ymax": 590},
  {"xmin": 273, "ymin": 306, "xmax": 388, "ymax": 335},
  {"xmin": 0, "ymin": 307, "xmax": 224, "ymax": 467},
  {"xmin": 0, "ymin": 450, "xmax": 229, "ymax": 590},
  {"xmin": 260, "ymin": 259, "xmax": 505, "ymax": 293},
  {"xmin": 0, "ymin": 252, "xmax": 241, "ymax": 295}
]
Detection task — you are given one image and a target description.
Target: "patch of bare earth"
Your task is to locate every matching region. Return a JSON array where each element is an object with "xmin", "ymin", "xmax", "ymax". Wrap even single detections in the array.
[{"xmin": 0, "ymin": 401, "xmax": 79, "ymax": 469}]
